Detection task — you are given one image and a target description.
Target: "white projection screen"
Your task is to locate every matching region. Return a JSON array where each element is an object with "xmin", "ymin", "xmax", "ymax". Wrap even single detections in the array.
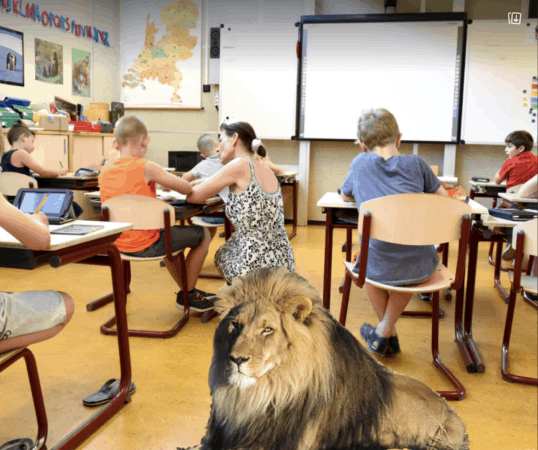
[{"xmin": 296, "ymin": 14, "xmax": 467, "ymax": 143}]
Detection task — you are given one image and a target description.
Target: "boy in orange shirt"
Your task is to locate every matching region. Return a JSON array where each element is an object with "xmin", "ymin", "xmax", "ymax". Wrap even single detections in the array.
[{"xmin": 99, "ymin": 116, "xmax": 214, "ymax": 311}]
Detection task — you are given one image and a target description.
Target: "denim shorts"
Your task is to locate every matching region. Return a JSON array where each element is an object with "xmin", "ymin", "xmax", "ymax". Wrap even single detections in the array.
[{"xmin": 122, "ymin": 225, "xmax": 205, "ymax": 258}]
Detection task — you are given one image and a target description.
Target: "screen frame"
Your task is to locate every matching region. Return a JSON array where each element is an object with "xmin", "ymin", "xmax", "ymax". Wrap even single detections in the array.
[
  {"xmin": 13, "ymin": 188, "xmax": 74, "ymax": 219},
  {"xmin": 295, "ymin": 12, "xmax": 468, "ymax": 144}
]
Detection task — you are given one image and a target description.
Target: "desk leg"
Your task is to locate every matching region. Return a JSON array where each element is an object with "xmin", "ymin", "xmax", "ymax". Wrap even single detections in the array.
[
  {"xmin": 51, "ymin": 243, "xmax": 132, "ymax": 450},
  {"xmin": 454, "ymin": 235, "xmax": 476, "ymax": 373},
  {"xmin": 463, "ymin": 226, "xmax": 485, "ymax": 373},
  {"xmin": 493, "ymin": 241, "xmax": 509, "ymax": 303},
  {"xmin": 323, "ymin": 209, "xmax": 334, "ymax": 310},
  {"xmin": 287, "ymin": 180, "xmax": 298, "ymax": 241}
]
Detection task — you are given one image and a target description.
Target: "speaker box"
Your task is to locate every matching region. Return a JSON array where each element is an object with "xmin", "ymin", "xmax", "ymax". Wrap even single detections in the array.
[
  {"xmin": 210, "ymin": 27, "xmax": 220, "ymax": 59},
  {"xmin": 110, "ymin": 102, "xmax": 124, "ymax": 127}
]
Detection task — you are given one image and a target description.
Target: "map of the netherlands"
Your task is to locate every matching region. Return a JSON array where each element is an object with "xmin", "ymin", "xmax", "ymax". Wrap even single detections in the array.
[{"xmin": 121, "ymin": 0, "xmax": 202, "ymax": 107}]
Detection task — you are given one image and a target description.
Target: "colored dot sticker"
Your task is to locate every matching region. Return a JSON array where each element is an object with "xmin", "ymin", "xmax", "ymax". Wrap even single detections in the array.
[
  {"xmin": 533, "ymin": 119, "xmax": 536, "ymax": 123},
  {"xmin": 523, "ymin": 97, "xmax": 527, "ymax": 101},
  {"xmin": 523, "ymin": 90, "xmax": 527, "ymax": 93},
  {"xmin": 524, "ymin": 103, "xmax": 528, "ymax": 106},
  {"xmin": 534, "ymin": 113, "xmax": 537, "ymax": 117}
]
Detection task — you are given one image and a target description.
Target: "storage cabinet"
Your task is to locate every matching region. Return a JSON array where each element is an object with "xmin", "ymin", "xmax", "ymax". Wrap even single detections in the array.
[
  {"xmin": 70, "ymin": 135, "xmax": 105, "ymax": 171},
  {"xmin": 2, "ymin": 132, "xmax": 68, "ymax": 171}
]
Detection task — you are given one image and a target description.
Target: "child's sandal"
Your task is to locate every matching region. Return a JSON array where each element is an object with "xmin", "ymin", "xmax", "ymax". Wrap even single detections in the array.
[{"xmin": 360, "ymin": 323, "xmax": 390, "ymax": 357}]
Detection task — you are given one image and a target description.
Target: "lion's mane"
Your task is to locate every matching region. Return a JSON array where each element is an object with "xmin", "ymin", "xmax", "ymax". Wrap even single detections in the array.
[{"xmin": 193, "ymin": 268, "xmax": 469, "ymax": 450}]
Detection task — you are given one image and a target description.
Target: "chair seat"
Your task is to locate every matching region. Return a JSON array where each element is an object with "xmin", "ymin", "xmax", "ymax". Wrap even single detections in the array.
[
  {"xmin": 190, "ymin": 216, "xmax": 224, "ymax": 228},
  {"xmin": 509, "ymin": 273, "xmax": 538, "ymax": 295},
  {"xmin": 343, "ymin": 260, "xmax": 454, "ymax": 293},
  {"xmin": 120, "ymin": 249, "xmax": 184, "ymax": 262},
  {"xmin": 0, "ymin": 347, "xmax": 25, "ymax": 364}
]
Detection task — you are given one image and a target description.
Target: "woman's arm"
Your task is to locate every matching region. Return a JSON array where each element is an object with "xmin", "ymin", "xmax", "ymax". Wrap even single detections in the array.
[
  {"xmin": 0, "ymin": 195, "xmax": 50, "ymax": 250},
  {"xmin": 14, "ymin": 151, "xmax": 69, "ymax": 177},
  {"xmin": 186, "ymin": 158, "xmax": 247, "ymax": 203},
  {"xmin": 145, "ymin": 161, "xmax": 193, "ymax": 195},
  {"xmin": 518, "ymin": 175, "xmax": 538, "ymax": 198}
]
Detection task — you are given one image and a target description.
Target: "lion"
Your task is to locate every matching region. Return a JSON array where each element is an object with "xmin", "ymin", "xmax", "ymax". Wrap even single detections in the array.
[{"xmin": 180, "ymin": 267, "xmax": 470, "ymax": 450}]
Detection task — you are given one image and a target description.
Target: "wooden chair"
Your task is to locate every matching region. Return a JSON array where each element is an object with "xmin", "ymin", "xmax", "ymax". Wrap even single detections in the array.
[
  {"xmin": 0, "ymin": 172, "xmax": 37, "ymax": 199},
  {"xmin": 189, "ymin": 215, "xmax": 226, "ymax": 280},
  {"xmin": 340, "ymin": 193, "xmax": 471, "ymax": 400},
  {"xmin": 501, "ymin": 218, "xmax": 538, "ymax": 385},
  {"xmin": 0, "ymin": 292, "xmax": 74, "ymax": 450},
  {"xmin": 100, "ymin": 194, "xmax": 199, "ymax": 339}
]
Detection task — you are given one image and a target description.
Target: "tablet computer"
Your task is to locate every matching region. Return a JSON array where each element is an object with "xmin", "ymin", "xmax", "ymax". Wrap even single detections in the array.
[{"xmin": 13, "ymin": 188, "xmax": 76, "ymax": 225}]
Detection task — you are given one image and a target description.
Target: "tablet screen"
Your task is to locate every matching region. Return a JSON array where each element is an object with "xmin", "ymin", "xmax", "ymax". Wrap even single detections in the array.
[{"xmin": 19, "ymin": 192, "xmax": 66, "ymax": 215}]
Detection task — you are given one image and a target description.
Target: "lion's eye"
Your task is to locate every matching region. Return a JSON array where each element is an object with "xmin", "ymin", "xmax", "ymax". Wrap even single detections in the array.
[
  {"xmin": 231, "ymin": 321, "xmax": 239, "ymax": 329},
  {"xmin": 262, "ymin": 327, "xmax": 274, "ymax": 335}
]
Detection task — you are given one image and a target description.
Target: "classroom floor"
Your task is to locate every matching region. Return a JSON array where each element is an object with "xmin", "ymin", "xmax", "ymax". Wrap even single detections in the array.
[{"xmin": 0, "ymin": 224, "xmax": 536, "ymax": 450}]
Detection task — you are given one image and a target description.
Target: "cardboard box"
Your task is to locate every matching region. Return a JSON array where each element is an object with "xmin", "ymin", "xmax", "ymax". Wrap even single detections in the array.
[
  {"xmin": 85, "ymin": 110, "xmax": 110, "ymax": 122},
  {"xmin": 38, "ymin": 114, "xmax": 69, "ymax": 131}
]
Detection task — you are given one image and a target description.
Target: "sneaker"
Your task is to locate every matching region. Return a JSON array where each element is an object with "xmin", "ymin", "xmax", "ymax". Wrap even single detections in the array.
[
  {"xmin": 176, "ymin": 289, "xmax": 215, "ymax": 312},
  {"xmin": 501, "ymin": 244, "xmax": 516, "ymax": 261}
]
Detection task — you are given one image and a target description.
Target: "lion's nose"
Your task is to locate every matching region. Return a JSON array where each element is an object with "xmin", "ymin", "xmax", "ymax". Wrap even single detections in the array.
[{"xmin": 230, "ymin": 355, "xmax": 250, "ymax": 366}]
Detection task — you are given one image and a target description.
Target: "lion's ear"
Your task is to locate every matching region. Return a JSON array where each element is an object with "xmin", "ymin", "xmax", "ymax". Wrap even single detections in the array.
[
  {"xmin": 213, "ymin": 295, "xmax": 236, "ymax": 318},
  {"xmin": 281, "ymin": 295, "xmax": 313, "ymax": 322}
]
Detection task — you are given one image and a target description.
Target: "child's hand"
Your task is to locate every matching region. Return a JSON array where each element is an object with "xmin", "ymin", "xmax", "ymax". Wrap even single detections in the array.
[
  {"xmin": 190, "ymin": 179, "xmax": 204, "ymax": 187},
  {"xmin": 59, "ymin": 168, "xmax": 69, "ymax": 176},
  {"xmin": 32, "ymin": 212, "xmax": 49, "ymax": 227}
]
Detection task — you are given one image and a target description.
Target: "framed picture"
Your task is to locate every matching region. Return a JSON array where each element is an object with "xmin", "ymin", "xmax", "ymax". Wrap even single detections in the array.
[
  {"xmin": 0, "ymin": 26, "xmax": 24, "ymax": 87},
  {"xmin": 72, "ymin": 48, "xmax": 90, "ymax": 98},
  {"xmin": 35, "ymin": 38, "xmax": 63, "ymax": 85}
]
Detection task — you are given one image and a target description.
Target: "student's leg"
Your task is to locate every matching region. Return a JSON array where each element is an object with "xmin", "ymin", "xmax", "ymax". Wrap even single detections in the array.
[
  {"xmin": 377, "ymin": 290, "xmax": 413, "ymax": 338},
  {"xmin": 164, "ymin": 227, "xmax": 211, "ymax": 292},
  {"xmin": 365, "ymin": 283, "xmax": 389, "ymax": 323}
]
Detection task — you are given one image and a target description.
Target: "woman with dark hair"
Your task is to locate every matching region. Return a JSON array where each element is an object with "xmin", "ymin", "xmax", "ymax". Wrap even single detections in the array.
[{"xmin": 186, "ymin": 121, "xmax": 295, "ymax": 283}]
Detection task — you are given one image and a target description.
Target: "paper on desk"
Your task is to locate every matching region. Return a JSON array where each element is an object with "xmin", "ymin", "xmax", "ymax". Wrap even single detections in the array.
[{"xmin": 156, "ymin": 189, "xmax": 186, "ymax": 201}]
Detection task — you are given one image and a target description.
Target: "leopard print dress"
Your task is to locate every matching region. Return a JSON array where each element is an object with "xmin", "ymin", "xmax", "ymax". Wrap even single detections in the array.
[{"xmin": 214, "ymin": 160, "xmax": 295, "ymax": 283}]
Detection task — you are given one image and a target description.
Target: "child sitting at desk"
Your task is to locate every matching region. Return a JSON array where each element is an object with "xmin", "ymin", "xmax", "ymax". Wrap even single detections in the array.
[
  {"xmin": 181, "ymin": 134, "xmax": 229, "ymax": 203},
  {"xmin": 340, "ymin": 108, "xmax": 448, "ymax": 358},
  {"xmin": 186, "ymin": 121, "xmax": 295, "ymax": 283},
  {"xmin": 0, "ymin": 123, "xmax": 69, "ymax": 177},
  {"xmin": 0, "ymin": 192, "xmax": 72, "ymax": 353},
  {"xmin": 99, "ymin": 116, "xmax": 215, "ymax": 312},
  {"xmin": 494, "ymin": 131, "xmax": 537, "ymax": 203}
]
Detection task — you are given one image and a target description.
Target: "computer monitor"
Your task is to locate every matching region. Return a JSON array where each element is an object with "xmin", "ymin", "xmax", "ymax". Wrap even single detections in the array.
[{"xmin": 168, "ymin": 151, "xmax": 203, "ymax": 172}]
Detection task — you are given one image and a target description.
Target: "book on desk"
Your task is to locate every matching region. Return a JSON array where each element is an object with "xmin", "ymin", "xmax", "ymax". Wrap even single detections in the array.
[{"xmin": 489, "ymin": 208, "xmax": 538, "ymax": 222}]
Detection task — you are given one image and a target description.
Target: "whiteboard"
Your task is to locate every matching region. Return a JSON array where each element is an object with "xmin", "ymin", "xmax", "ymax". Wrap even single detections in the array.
[
  {"xmin": 219, "ymin": 24, "xmax": 298, "ymax": 139},
  {"xmin": 461, "ymin": 21, "xmax": 538, "ymax": 144},
  {"xmin": 297, "ymin": 16, "xmax": 466, "ymax": 143}
]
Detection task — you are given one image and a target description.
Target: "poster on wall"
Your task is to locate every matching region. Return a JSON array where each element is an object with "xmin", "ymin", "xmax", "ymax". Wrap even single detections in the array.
[
  {"xmin": 120, "ymin": 0, "xmax": 202, "ymax": 108},
  {"xmin": 72, "ymin": 48, "xmax": 90, "ymax": 98},
  {"xmin": 35, "ymin": 39, "xmax": 63, "ymax": 85},
  {"xmin": 0, "ymin": 26, "xmax": 24, "ymax": 87}
]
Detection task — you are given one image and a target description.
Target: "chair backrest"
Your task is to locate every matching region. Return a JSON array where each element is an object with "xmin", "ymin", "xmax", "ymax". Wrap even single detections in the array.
[
  {"xmin": 102, "ymin": 194, "xmax": 175, "ymax": 230},
  {"xmin": 513, "ymin": 219, "xmax": 538, "ymax": 258},
  {"xmin": 0, "ymin": 172, "xmax": 38, "ymax": 197},
  {"xmin": 358, "ymin": 193, "xmax": 472, "ymax": 245}
]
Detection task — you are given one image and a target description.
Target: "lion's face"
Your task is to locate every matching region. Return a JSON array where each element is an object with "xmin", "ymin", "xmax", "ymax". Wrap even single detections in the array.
[
  {"xmin": 211, "ymin": 268, "xmax": 323, "ymax": 391},
  {"xmin": 221, "ymin": 303, "xmax": 290, "ymax": 388}
]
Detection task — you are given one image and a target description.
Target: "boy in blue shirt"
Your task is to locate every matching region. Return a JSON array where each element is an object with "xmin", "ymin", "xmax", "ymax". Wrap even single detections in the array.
[{"xmin": 341, "ymin": 108, "xmax": 447, "ymax": 357}]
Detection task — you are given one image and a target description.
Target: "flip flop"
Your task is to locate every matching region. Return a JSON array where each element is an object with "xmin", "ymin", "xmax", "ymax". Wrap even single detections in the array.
[
  {"xmin": 0, "ymin": 439, "xmax": 33, "ymax": 450},
  {"xmin": 83, "ymin": 378, "xmax": 136, "ymax": 407}
]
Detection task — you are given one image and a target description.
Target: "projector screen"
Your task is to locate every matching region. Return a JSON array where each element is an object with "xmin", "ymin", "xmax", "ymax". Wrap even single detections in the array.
[{"xmin": 296, "ymin": 14, "xmax": 466, "ymax": 143}]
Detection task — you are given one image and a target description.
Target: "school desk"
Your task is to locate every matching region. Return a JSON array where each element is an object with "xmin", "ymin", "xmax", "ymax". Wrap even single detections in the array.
[
  {"xmin": 0, "ymin": 220, "xmax": 133, "ymax": 450},
  {"xmin": 35, "ymin": 173, "xmax": 99, "ymax": 190},
  {"xmin": 498, "ymin": 192, "xmax": 538, "ymax": 204},
  {"xmin": 455, "ymin": 213, "xmax": 521, "ymax": 374},
  {"xmin": 469, "ymin": 180, "xmax": 506, "ymax": 208}
]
